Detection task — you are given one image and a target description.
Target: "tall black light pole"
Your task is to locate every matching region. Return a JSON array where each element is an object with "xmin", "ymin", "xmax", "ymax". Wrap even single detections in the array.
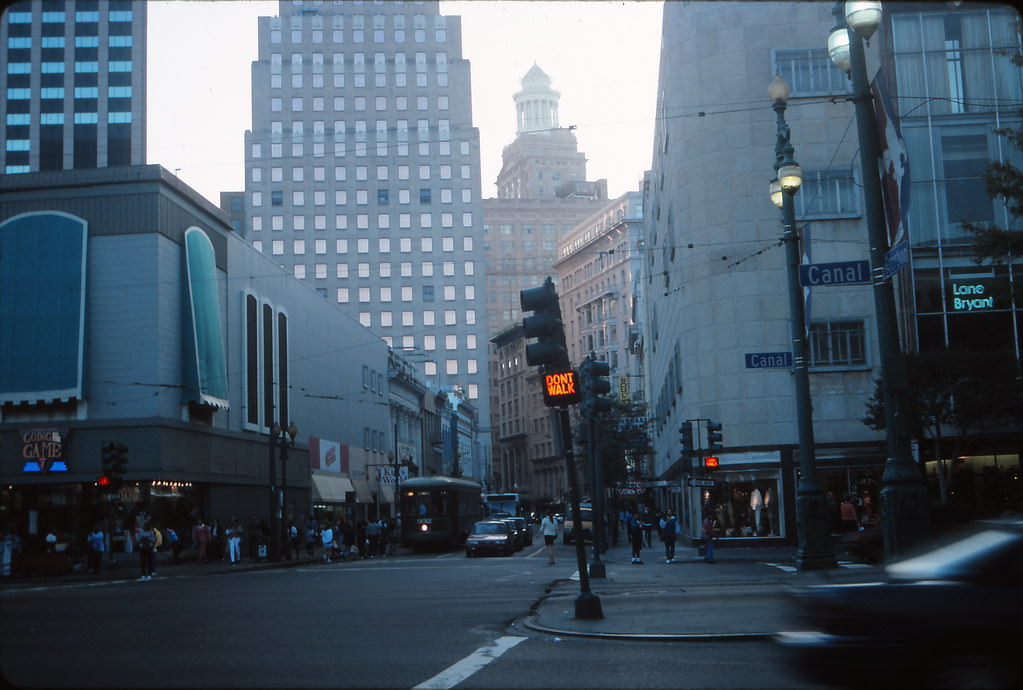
[
  {"xmin": 770, "ymin": 76, "xmax": 836, "ymax": 571},
  {"xmin": 271, "ymin": 422, "xmax": 297, "ymax": 560},
  {"xmin": 827, "ymin": 0, "xmax": 929, "ymax": 560}
]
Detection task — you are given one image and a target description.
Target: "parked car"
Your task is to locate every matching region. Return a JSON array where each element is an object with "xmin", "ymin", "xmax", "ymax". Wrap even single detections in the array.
[
  {"xmin": 498, "ymin": 517, "xmax": 525, "ymax": 550},
  {"xmin": 777, "ymin": 518, "xmax": 1023, "ymax": 689},
  {"xmin": 464, "ymin": 520, "xmax": 515, "ymax": 557},
  {"xmin": 506, "ymin": 516, "xmax": 533, "ymax": 547}
]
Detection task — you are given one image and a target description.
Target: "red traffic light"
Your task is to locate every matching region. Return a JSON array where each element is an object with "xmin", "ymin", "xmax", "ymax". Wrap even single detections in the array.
[
  {"xmin": 97, "ymin": 475, "xmax": 111, "ymax": 486},
  {"xmin": 703, "ymin": 456, "xmax": 719, "ymax": 469}
]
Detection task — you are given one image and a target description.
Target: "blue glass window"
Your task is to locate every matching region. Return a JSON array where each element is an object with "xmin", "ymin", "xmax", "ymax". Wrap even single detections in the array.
[
  {"xmin": 0, "ymin": 213, "xmax": 88, "ymax": 404},
  {"xmin": 183, "ymin": 228, "xmax": 229, "ymax": 408}
]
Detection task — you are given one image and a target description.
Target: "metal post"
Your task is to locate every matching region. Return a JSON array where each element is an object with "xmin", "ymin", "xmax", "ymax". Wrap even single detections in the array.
[
  {"xmin": 280, "ymin": 436, "xmax": 288, "ymax": 560},
  {"xmin": 844, "ymin": 15, "xmax": 929, "ymax": 560},
  {"xmin": 269, "ymin": 430, "xmax": 278, "ymax": 562},
  {"xmin": 588, "ymin": 410, "xmax": 606, "ymax": 578},
  {"xmin": 557, "ymin": 406, "xmax": 602, "ymax": 619},
  {"xmin": 774, "ymin": 94, "xmax": 836, "ymax": 571}
]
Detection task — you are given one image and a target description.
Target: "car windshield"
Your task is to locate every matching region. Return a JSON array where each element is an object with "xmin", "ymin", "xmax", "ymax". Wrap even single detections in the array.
[
  {"xmin": 473, "ymin": 522, "xmax": 507, "ymax": 535},
  {"xmin": 887, "ymin": 527, "xmax": 1019, "ymax": 581}
]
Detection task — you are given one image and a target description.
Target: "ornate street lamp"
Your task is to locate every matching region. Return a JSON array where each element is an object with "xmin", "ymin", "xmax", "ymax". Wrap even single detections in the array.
[
  {"xmin": 270, "ymin": 421, "xmax": 298, "ymax": 560},
  {"xmin": 827, "ymin": 1, "xmax": 929, "ymax": 560},
  {"xmin": 770, "ymin": 75, "xmax": 835, "ymax": 571}
]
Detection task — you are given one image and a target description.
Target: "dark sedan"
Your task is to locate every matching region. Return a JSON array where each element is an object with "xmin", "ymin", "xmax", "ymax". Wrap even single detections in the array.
[
  {"xmin": 464, "ymin": 520, "xmax": 515, "ymax": 557},
  {"xmin": 777, "ymin": 518, "xmax": 1023, "ymax": 689}
]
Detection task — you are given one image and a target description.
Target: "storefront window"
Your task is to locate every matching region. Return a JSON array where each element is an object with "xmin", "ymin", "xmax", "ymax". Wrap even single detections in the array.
[{"xmin": 698, "ymin": 471, "xmax": 782, "ymax": 538}]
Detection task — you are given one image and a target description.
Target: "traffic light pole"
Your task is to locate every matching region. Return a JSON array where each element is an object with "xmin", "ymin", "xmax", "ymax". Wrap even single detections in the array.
[{"xmin": 557, "ymin": 405, "xmax": 603, "ymax": 619}]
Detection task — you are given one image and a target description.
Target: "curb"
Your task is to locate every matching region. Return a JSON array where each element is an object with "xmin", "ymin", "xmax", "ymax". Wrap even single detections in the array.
[{"xmin": 520, "ymin": 615, "xmax": 775, "ymax": 642}]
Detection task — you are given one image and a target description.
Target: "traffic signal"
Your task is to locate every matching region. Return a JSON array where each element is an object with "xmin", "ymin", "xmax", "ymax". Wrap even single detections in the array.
[
  {"xmin": 679, "ymin": 421, "xmax": 693, "ymax": 460},
  {"xmin": 580, "ymin": 355, "xmax": 613, "ymax": 414},
  {"xmin": 704, "ymin": 456, "xmax": 720, "ymax": 469},
  {"xmin": 101, "ymin": 441, "xmax": 117, "ymax": 476},
  {"xmin": 111, "ymin": 442, "xmax": 128, "ymax": 477},
  {"xmin": 520, "ymin": 277, "xmax": 569, "ymax": 370},
  {"xmin": 101, "ymin": 441, "xmax": 127, "ymax": 490},
  {"xmin": 707, "ymin": 421, "xmax": 723, "ymax": 453}
]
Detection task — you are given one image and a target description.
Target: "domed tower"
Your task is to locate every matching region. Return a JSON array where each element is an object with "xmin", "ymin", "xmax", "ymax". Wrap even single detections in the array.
[
  {"xmin": 514, "ymin": 64, "xmax": 560, "ymax": 134},
  {"xmin": 497, "ymin": 65, "xmax": 600, "ymax": 200}
]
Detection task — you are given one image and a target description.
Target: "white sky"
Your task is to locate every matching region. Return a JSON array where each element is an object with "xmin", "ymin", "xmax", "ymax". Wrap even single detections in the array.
[{"xmin": 146, "ymin": 1, "xmax": 663, "ymax": 205}]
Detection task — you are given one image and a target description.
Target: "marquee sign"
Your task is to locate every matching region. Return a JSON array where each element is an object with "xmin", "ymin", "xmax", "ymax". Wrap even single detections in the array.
[{"xmin": 21, "ymin": 428, "xmax": 69, "ymax": 473}]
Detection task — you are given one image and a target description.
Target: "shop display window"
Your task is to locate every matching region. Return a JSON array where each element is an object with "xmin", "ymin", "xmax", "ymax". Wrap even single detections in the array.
[{"xmin": 699, "ymin": 471, "xmax": 782, "ymax": 538}]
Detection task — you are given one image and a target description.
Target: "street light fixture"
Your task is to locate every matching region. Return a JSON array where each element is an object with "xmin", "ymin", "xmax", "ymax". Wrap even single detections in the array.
[
  {"xmin": 827, "ymin": 1, "xmax": 929, "ymax": 561},
  {"xmin": 770, "ymin": 75, "xmax": 835, "ymax": 571}
]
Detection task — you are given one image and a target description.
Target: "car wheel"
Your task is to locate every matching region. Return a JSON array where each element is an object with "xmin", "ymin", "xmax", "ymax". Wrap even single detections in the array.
[{"xmin": 465, "ymin": 550, "xmax": 472, "ymax": 558}]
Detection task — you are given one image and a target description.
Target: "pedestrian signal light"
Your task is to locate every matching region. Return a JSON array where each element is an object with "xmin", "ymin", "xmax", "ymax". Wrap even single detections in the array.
[
  {"xmin": 542, "ymin": 369, "xmax": 581, "ymax": 407},
  {"xmin": 704, "ymin": 456, "xmax": 720, "ymax": 469}
]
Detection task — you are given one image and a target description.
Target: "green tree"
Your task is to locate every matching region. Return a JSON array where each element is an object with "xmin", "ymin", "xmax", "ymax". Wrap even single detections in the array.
[{"xmin": 862, "ymin": 349, "xmax": 1023, "ymax": 503}]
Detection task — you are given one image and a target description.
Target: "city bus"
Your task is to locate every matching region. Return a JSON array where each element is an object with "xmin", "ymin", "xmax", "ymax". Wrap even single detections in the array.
[
  {"xmin": 484, "ymin": 493, "xmax": 520, "ymax": 518},
  {"xmin": 400, "ymin": 476, "xmax": 483, "ymax": 549}
]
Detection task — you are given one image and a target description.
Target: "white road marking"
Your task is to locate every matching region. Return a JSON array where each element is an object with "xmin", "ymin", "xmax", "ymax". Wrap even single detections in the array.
[
  {"xmin": 760, "ymin": 561, "xmax": 875, "ymax": 573},
  {"xmin": 414, "ymin": 635, "xmax": 526, "ymax": 689},
  {"xmin": 525, "ymin": 546, "xmax": 544, "ymax": 559}
]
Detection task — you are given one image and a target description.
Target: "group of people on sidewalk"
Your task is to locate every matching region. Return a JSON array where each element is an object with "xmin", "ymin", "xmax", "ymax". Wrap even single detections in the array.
[
  {"xmin": 294, "ymin": 516, "xmax": 400, "ymax": 563},
  {"xmin": 623, "ymin": 506, "xmax": 718, "ymax": 565}
]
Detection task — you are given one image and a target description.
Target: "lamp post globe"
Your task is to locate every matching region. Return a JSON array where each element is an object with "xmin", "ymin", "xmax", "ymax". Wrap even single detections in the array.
[
  {"xmin": 845, "ymin": 0, "xmax": 882, "ymax": 39},
  {"xmin": 778, "ymin": 162, "xmax": 802, "ymax": 194},
  {"xmin": 770, "ymin": 178, "xmax": 783, "ymax": 209}
]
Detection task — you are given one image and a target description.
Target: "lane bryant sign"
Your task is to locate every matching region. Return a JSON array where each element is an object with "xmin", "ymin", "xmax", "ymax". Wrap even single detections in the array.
[
  {"xmin": 543, "ymin": 369, "xmax": 581, "ymax": 407},
  {"xmin": 946, "ymin": 277, "xmax": 1007, "ymax": 313}
]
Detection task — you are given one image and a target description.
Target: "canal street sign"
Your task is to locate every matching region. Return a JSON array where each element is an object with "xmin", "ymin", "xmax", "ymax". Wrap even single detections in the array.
[
  {"xmin": 798, "ymin": 260, "xmax": 871, "ymax": 287},
  {"xmin": 884, "ymin": 240, "xmax": 909, "ymax": 279},
  {"xmin": 745, "ymin": 352, "xmax": 792, "ymax": 369}
]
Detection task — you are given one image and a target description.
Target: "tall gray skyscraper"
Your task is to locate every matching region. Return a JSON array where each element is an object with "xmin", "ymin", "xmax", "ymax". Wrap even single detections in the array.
[
  {"xmin": 0, "ymin": 0, "xmax": 147, "ymax": 174},
  {"xmin": 241, "ymin": 1, "xmax": 489, "ymax": 422}
]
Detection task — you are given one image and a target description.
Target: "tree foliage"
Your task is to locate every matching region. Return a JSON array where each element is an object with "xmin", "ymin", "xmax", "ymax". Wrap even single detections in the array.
[{"xmin": 862, "ymin": 349, "xmax": 1023, "ymax": 501}]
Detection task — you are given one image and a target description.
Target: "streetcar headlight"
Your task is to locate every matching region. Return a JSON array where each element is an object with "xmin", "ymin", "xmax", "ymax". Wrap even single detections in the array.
[{"xmin": 420, "ymin": 524, "xmax": 429, "ymax": 532}]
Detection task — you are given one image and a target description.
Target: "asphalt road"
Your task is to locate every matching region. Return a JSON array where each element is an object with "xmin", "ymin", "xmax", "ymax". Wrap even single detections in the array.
[{"xmin": 0, "ymin": 541, "xmax": 818, "ymax": 689}]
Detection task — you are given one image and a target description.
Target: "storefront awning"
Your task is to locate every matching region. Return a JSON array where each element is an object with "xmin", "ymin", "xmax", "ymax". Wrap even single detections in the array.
[
  {"xmin": 311, "ymin": 473, "xmax": 355, "ymax": 503},
  {"xmin": 352, "ymin": 479, "xmax": 374, "ymax": 503}
]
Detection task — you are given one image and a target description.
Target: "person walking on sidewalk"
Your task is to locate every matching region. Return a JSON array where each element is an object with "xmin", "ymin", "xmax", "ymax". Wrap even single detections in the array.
[
  {"xmin": 86, "ymin": 524, "xmax": 105, "ymax": 574},
  {"xmin": 540, "ymin": 512, "xmax": 559, "ymax": 564},
  {"xmin": 629, "ymin": 509, "xmax": 645, "ymax": 564},
  {"xmin": 702, "ymin": 512, "xmax": 718, "ymax": 563},
  {"xmin": 659, "ymin": 509, "xmax": 678, "ymax": 563},
  {"xmin": 227, "ymin": 517, "xmax": 242, "ymax": 565},
  {"xmin": 136, "ymin": 521, "xmax": 156, "ymax": 580},
  {"xmin": 321, "ymin": 522, "xmax": 334, "ymax": 563}
]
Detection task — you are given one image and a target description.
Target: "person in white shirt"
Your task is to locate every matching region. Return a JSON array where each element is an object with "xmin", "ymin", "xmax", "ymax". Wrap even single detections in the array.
[
  {"xmin": 321, "ymin": 523, "xmax": 335, "ymax": 563},
  {"xmin": 540, "ymin": 513, "xmax": 559, "ymax": 565}
]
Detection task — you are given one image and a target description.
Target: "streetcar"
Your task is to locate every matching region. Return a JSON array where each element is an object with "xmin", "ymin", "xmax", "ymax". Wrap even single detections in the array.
[{"xmin": 399, "ymin": 476, "xmax": 484, "ymax": 549}]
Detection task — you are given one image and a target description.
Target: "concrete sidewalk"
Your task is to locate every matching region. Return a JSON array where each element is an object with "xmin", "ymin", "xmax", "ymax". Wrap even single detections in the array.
[
  {"xmin": 524, "ymin": 541, "xmax": 874, "ymax": 641},
  {"xmin": 0, "ymin": 545, "xmax": 363, "ymax": 586}
]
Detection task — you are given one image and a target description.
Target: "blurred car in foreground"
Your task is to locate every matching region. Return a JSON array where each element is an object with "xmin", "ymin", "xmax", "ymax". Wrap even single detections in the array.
[
  {"xmin": 777, "ymin": 518, "xmax": 1023, "ymax": 689},
  {"xmin": 464, "ymin": 520, "xmax": 515, "ymax": 557}
]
